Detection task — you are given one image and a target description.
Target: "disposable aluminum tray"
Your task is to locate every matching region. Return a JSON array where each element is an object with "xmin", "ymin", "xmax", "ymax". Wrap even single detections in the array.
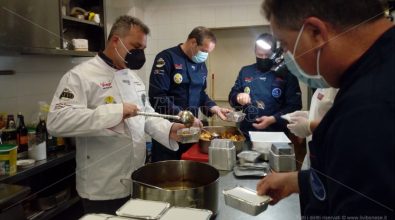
[
  {"xmin": 223, "ymin": 186, "xmax": 271, "ymax": 216},
  {"xmin": 226, "ymin": 111, "xmax": 246, "ymax": 122},
  {"xmin": 177, "ymin": 127, "xmax": 201, "ymax": 144},
  {"xmin": 160, "ymin": 207, "xmax": 212, "ymax": 220},
  {"xmin": 116, "ymin": 199, "xmax": 170, "ymax": 220},
  {"xmin": 80, "ymin": 214, "xmax": 133, "ymax": 220}
]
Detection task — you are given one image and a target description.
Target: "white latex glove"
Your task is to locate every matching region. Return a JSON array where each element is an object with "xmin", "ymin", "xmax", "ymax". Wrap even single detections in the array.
[
  {"xmin": 282, "ymin": 111, "xmax": 308, "ymax": 123},
  {"xmin": 236, "ymin": 93, "xmax": 251, "ymax": 106},
  {"xmin": 287, "ymin": 116, "xmax": 311, "ymax": 138}
]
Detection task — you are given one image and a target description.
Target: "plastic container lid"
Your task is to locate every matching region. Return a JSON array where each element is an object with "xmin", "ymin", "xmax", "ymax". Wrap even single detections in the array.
[
  {"xmin": 116, "ymin": 199, "xmax": 170, "ymax": 219},
  {"xmin": 0, "ymin": 144, "xmax": 17, "ymax": 152},
  {"xmin": 160, "ymin": 207, "xmax": 212, "ymax": 220}
]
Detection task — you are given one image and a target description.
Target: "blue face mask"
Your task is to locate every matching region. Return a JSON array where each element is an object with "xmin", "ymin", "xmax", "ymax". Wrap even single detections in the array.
[
  {"xmin": 192, "ymin": 49, "xmax": 208, "ymax": 63},
  {"xmin": 284, "ymin": 25, "xmax": 330, "ymax": 88}
]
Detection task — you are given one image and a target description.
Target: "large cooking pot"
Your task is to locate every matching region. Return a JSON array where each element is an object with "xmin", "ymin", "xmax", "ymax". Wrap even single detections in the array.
[
  {"xmin": 199, "ymin": 126, "xmax": 246, "ymax": 154},
  {"xmin": 131, "ymin": 160, "xmax": 219, "ymax": 214}
]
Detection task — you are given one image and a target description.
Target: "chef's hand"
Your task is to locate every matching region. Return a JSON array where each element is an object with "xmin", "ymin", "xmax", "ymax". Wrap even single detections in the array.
[
  {"xmin": 122, "ymin": 103, "xmax": 140, "ymax": 119},
  {"xmin": 169, "ymin": 123, "xmax": 186, "ymax": 142},
  {"xmin": 236, "ymin": 93, "xmax": 251, "ymax": 106},
  {"xmin": 289, "ymin": 110, "xmax": 309, "ymax": 119},
  {"xmin": 210, "ymin": 106, "xmax": 232, "ymax": 121},
  {"xmin": 252, "ymin": 116, "xmax": 276, "ymax": 129},
  {"xmin": 256, "ymin": 172, "xmax": 299, "ymax": 205},
  {"xmin": 287, "ymin": 116, "xmax": 311, "ymax": 138},
  {"xmin": 192, "ymin": 118, "xmax": 203, "ymax": 128}
]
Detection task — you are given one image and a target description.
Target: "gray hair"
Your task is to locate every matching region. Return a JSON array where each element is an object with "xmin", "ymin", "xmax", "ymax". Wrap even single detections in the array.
[{"xmin": 108, "ymin": 15, "xmax": 150, "ymax": 41}]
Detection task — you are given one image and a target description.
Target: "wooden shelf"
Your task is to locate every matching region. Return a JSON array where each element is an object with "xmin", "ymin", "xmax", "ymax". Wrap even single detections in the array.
[{"xmin": 62, "ymin": 15, "xmax": 102, "ymax": 27}]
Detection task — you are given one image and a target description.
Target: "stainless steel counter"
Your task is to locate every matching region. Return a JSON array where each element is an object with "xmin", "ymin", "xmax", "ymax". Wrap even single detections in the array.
[{"xmin": 215, "ymin": 171, "xmax": 300, "ymax": 220}]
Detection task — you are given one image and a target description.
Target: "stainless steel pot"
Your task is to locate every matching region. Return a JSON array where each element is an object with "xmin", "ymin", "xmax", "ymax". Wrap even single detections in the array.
[
  {"xmin": 131, "ymin": 160, "xmax": 219, "ymax": 214},
  {"xmin": 199, "ymin": 126, "xmax": 246, "ymax": 154}
]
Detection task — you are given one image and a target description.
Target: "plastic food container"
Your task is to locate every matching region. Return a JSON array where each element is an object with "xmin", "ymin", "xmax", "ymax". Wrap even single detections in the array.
[
  {"xmin": 160, "ymin": 207, "xmax": 212, "ymax": 220},
  {"xmin": 0, "ymin": 144, "xmax": 17, "ymax": 176},
  {"xmin": 237, "ymin": 151, "xmax": 261, "ymax": 165},
  {"xmin": 269, "ymin": 143, "xmax": 296, "ymax": 172},
  {"xmin": 223, "ymin": 186, "xmax": 271, "ymax": 216},
  {"xmin": 226, "ymin": 111, "xmax": 246, "ymax": 122},
  {"xmin": 177, "ymin": 127, "xmax": 201, "ymax": 144},
  {"xmin": 249, "ymin": 132, "xmax": 291, "ymax": 161},
  {"xmin": 116, "ymin": 199, "xmax": 170, "ymax": 219}
]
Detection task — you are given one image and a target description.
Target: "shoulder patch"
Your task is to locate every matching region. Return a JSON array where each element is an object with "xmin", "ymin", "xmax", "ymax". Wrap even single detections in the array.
[{"xmin": 156, "ymin": 58, "xmax": 166, "ymax": 68}]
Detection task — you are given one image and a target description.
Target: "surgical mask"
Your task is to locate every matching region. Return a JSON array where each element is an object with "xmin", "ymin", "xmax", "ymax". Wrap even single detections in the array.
[
  {"xmin": 256, "ymin": 57, "xmax": 273, "ymax": 72},
  {"xmin": 191, "ymin": 47, "xmax": 208, "ymax": 63},
  {"xmin": 284, "ymin": 25, "xmax": 330, "ymax": 88},
  {"xmin": 115, "ymin": 39, "xmax": 146, "ymax": 70}
]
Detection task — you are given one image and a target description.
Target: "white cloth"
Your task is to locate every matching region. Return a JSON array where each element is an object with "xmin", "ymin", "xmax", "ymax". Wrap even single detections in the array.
[
  {"xmin": 47, "ymin": 56, "xmax": 178, "ymax": 200},
  {"xmin": 301, "ymin": 88, "xmax": 338, "ymax": 170}
]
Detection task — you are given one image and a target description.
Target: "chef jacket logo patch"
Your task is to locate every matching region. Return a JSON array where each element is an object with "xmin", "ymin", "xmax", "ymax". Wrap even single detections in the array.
[
  {"xmin": 156, "ymin": 58, "xmax": 166, "ymax": 68},
  {"xmin": 104, "ymin": 96, "xmax": 116, "ymax": 104},
  {"xmin": 244, "ymin": 77, "xmax": 253, "ymax": 83},
  {"xmin": 174, "ymin": 64, "xmax": 183, "ymax": 70},
  {"xmin": 244, "ymin": 87, "xmax": 251, "ymax": 94},
  {"xmin": 191, "ymin": 65, "xmax": 196, "ymax": 71},
  {"xmin": 173, "ymin": 73, "xmax": 183, "ymax": 84},
  {"xmin": 317, "ymin": 92, "xmax": 324, "ymax": 101},
  {"xmin": 100, "ymin": 81, "xmax": 112, "ymax": 90},
  {"xmin": 153, "ymin": 69, "xmax": 164, "ymax": 75},
  {"xmin": 59, "ymin": 88, "xmax": 74, "ymax": 100},
  {"xmin": 272, "ymin": 88, "xmax": 282, "ymax": 98}
]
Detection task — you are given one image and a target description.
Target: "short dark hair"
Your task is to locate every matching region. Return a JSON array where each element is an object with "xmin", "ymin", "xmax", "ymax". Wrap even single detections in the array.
[
  {"xmin": 256, "ymin": 33, "xmax": 276, "ymax": 52},
  {"xmin": 187, "ymin": 26, "xmax": 217, "ymax": 45},
  {"xmin": 262, "ymin": 0, "xmax": 387, "ymax": 30},
  {"xmin": 108, "ymin": 15, "xmax": 150, "ymax": 41}
]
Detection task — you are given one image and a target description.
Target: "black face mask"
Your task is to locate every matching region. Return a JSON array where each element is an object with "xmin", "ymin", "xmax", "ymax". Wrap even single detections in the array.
[
  {"xmin": 256, "ymin": 57, "xmax": 273, "ymax": 72},
  {"xmin": 125, "ymin": 49, "xmax": 146, "ymax": 70}
]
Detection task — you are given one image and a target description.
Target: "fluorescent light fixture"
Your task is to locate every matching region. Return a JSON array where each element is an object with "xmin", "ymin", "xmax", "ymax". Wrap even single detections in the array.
[{"xmin": 256, "ymin": 39, "xmax": 272, "ymax": 50}]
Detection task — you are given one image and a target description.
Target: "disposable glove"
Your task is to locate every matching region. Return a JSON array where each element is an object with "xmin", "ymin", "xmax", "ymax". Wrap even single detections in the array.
[{"xmin": 287, "ymin": 116, "xmax": 311, "ymax": 138}]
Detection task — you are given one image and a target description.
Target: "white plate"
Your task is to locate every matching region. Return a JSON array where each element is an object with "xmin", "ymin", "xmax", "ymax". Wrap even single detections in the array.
[
  {"xmin": 116, "ymin": 199, "xmax": 170, "ymax": 219},
  {"xmin": 160, "ymin": 207, "xmax": 212, "ymax": 220}
]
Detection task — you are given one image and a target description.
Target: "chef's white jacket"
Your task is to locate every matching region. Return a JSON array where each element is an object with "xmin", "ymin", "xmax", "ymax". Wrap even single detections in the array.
[
  {"xmin": 47, "ymin": 55, "xmax": 178, "ymax": 200},
  {"xmin": 302, "ymin": 88, "xmax": 338, "ymax": 170}
]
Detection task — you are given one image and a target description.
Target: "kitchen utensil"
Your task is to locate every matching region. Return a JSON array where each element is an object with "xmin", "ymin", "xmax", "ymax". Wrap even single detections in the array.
[
  {"xmin": 137, "ymin": 110, "xmax": 195, "ymax": 127},
  {"xmin": 131, "ymin": 160, "xmax": 219, "ymax": 214},
  {"xmin": 225, "ymin": 111, "xmax": 246, "ymax": 122},
  {"xmin": 199, "ymin": 126, "xmax": 246, "ymax": 154},
  {"xmin": 223, "ymin": 186, "xmax": 271, "ymax": 216},
  {"xmin": 201, "ymin": 128, "xmax": 220, "ymax": 139}
]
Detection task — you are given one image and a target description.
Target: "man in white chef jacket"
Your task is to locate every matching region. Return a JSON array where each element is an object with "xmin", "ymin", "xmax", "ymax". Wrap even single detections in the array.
[{"xmin": 47, "ymin": 15, "xmax": 185, "ymax": 215}]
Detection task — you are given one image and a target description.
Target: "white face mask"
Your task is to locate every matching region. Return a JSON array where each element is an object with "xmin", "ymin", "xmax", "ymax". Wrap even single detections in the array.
[{"xmin": 283, "ymin": 24, "xmax": 330, "ymax": 88}]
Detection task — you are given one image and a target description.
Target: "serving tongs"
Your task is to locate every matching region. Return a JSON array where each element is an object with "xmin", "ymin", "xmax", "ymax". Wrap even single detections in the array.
[{"xmin": 137, "ymin": 110, "xmax": 195, "ymax": 127}]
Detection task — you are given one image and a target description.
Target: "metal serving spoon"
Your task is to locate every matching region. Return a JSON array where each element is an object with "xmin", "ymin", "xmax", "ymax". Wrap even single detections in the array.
[{"xmin": 137, "ymin": 110, "xmax": 195, "ymax": 127}]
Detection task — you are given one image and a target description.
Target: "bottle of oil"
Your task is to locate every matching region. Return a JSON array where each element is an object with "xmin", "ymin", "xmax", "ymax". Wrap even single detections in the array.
[{"xmin": 16, "ymin": 113, "xmax": 28, "ymax": 159}]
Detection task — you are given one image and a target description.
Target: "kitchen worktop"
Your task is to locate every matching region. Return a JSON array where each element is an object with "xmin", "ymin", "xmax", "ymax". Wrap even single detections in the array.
[{"xmin": 215, "ymin": 171, "xmax": 300, "ymax": 220}]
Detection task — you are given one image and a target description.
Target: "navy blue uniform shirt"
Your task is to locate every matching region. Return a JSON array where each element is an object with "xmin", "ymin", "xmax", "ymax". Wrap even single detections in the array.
[
  {"xmin": 228, "ymin": 64, "xmax": 302, "ymax": 138},
  {"xmin": 149, "ymin": 44, "xmax": 216, "ymax": 117},
  {"xmin": 298, "ymin": 27, "xmax": 394, "ymax": 218}
]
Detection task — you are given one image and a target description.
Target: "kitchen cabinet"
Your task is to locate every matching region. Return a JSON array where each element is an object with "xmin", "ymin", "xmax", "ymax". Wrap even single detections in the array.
[
  {"xmin": 0, "ymin": 148, "xmax": 81, "ymax": 220},
  {"xmin": 0, "ymin": 0, "xmax": 107, "ymax": 57}
]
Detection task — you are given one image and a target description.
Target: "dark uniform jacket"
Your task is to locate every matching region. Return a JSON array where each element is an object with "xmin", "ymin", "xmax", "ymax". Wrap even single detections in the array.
[
  {"xmin": 228, "ymin": 64, "xmax": 302, "ymax": 138},
  {"xmin": 149, "ymin": 45, "xmax": 216, "ymax": 117},
  {"xmin": 298, "ymin": 27, "xmax": 394, "ymax": 218}
]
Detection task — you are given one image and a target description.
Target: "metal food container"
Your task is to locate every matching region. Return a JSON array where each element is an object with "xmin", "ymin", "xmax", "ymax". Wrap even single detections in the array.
[
  {"xmin": 132, "ymin": 160, "xmax": 219, "ymax": 214},
  {"xmin": 209, "ymin": 139, "xmax": 236, "ymax": 171},
  {"xmin": 199, "ymin": 126, "xmax": 245, "ymax": 153},
  {"xmin": 269, "ymin": 143, "xmax": 296, "ymax": 172},
  {"xmin": 225, "ymin": 111, "xmax": 246, "ymax": 123},
  {"xmin": 79, "ymin": 214, "xmax": 131, "ymax": 220},
  {"xmin": 223, "ymin": 186, "xmax": 271, "ymax": 216},
  {"xmin": 160, "ymin": 207, "xmax": 212, "ymax": 220},
  {"xmin": 177, "ymin": 127, "xmax": 201, "ymax": 144},
  {"xmin": 237, "ymin": 151, "xmax": 261, "ymax": 165}
]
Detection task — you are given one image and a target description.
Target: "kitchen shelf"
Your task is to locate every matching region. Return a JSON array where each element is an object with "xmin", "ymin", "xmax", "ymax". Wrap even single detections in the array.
[
  {"xmin": 62, "ymin": 15, "xmax": 103, "ymax": 27},
  {"xmin": 31, "ymin": 196, "xmax": 80, "ymax": 220},
  {"xmin": 20, "ymin": 47, "xmax": 96, "ymax": 57},
  {"xmin": 0, "ymin": 150, "xmax": 76, "ymax": 184}
]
